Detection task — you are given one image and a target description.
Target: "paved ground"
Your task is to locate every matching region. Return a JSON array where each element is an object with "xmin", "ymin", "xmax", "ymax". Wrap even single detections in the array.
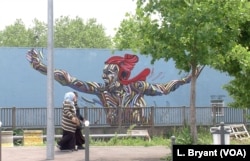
[{"xmin": 1, "ymin": 146, "xmax": 170, "ymax": 161}]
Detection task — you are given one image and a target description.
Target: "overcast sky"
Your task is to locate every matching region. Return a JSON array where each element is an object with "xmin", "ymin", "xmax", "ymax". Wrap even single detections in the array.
[{"xmin": 0, "ymin": 0, "xmax": 136, "ymax": 36}]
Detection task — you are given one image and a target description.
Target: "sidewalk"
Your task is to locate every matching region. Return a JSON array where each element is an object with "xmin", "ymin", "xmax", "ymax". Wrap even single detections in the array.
[{"xmin": 1, "ymin": 146, "xmax": 170, "ymax": 161}]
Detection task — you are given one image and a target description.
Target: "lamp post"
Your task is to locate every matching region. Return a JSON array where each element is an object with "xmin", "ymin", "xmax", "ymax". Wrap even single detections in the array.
[
  {"xmin": 0, "ymin": 121, "xmax": 2, "ymax": 161},
  {"xmin": 84, "ymin": 120, "xmax": 90, "ymax": 161}
]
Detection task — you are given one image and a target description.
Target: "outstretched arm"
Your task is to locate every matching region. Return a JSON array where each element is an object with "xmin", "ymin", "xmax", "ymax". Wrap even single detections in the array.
[
  {"xmin": 26, "ymin": 49, "xmax": 47, "ymax": 75},
  {"xmin": 26, "ymin": 49, "xmax": 71, "ymax": 85},
  {"xmin": 26, "ymin": 49, "xmax": 102, "ymax": 94},
  {"xmin": 137, "ymin": 66, "xmax": 204, "ymax": 96},
  {"xmin": 163, "ymin": 66, "xmax": 204, "ymax": 93}
]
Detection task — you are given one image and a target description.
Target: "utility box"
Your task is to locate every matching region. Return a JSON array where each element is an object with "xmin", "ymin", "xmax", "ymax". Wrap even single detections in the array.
[{"xmin": 210, "ymin": 122, "xmax": 231, "ymax": 145}]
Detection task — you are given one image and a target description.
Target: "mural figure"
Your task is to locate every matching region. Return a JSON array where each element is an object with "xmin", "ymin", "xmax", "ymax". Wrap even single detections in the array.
[{"xmin": 26, "ymin": 49, "xmax": 202, "ymax": 125}]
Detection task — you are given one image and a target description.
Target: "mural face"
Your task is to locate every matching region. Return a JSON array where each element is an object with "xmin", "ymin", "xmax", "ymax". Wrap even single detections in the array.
[
  {"xmin": 102, "ymin": 64, "xmax": 119, "ymax": 89},
  {"xmin": 26, "ymin": 49, "xmax": 202, "ymax": 125}
]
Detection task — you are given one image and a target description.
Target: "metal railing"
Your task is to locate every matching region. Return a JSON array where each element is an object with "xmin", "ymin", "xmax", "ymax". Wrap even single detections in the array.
[{"xmin": 0, "ymin": 106, "xmax": 249, "ymax": 129}]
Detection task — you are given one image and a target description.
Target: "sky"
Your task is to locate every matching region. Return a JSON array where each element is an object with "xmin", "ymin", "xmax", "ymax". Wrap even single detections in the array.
[{"xmin": 0, "ymin": 0, "xmax": 136, "ymax": 36}]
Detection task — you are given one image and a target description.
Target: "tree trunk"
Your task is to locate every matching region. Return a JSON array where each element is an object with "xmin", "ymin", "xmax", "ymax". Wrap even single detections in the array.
[{"xmin": 190, "ymin": 65, "xmax": 197, "ymax": 144}]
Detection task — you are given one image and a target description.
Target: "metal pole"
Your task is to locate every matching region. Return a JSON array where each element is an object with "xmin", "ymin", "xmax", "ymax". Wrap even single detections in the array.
[
  {"xmin": 47, "ymin": 0, "xmax": 54, "ymax": 160},
  {"xmin": 171, "ymin": 136, "xmax": 175, "ymax": 161},
  {"xmin": 0, "ymin": 121, "xmax": 2, "ymax": 161},
  {"xmin": 220, "ymin": 122, "xmax": 225, "ymax": 145},
  {"xmin": 84, "ymin": 120, "xmax": 90, "ymax": 161}
]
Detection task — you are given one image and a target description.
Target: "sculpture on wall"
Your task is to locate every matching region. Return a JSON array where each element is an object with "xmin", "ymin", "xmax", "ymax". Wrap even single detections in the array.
[{"xmin": 26, "ymin": 49, "xmax": 202, "ymax": 125}]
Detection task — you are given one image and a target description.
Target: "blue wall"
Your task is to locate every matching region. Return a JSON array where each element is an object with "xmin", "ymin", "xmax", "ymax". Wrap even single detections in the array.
[{"xmin": 0, "ymin": 47, "xmax": 233, "ymax": 108}]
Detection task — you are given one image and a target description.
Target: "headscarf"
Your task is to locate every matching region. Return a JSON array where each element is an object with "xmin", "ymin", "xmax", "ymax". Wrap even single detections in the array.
[
  {"xmin": 105, "ymin": 54, "xmax": 150, "ymax": 85},
  {"xmin": 64, "ymin": 92, "xmax": 75, "ymax": 106}
]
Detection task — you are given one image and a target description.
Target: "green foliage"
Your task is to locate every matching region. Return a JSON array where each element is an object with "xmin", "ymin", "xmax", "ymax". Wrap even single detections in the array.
[
  {"xmin": 0, "ymin": 16, "xmax": 112, "ymax": 48},
  {"xmin": 171, "ymin": 126, "xmax": 214, "ymax": 145},
  {"xmin": 196, "ymin": 127, "xmax": 213, "ymax": 144},
  {"xmin": 13, "ymin": 129, "xmax": 24, "ymax": 146},
  {"xmin": 114, "ymin": 0, "xmax": 250, "ymax": 144},
  {"xmin": 54, "ymin": 16, "xmax": 112, "ymax": 48},
  {"xmin": 115, "ymin": 0, "xmax": 250, "ymax": 68},
  {"xmin": 174, "ymin": 126, "xmax": 193, "ymax": 145},
  {"xmin": 28, "ymin": 19, "xmax": 47, "ymax": 47},
  {"xmin": 90, "ymin": 135, "xmax": 170, "ymax": 147},
  {"xmin": 0, "ymin": 19, "xmax": 31, "ymax": 47},
  {"xmin": 220, "ymin": 45, "xmax": 250, "ymax": 108},
  {"xmin": 164, "ymin": 155, "xmax": 172, "ymax": 161},
  {"xmin": 238, "ymin": 21, "xmax": 250, "ymax": 49}
]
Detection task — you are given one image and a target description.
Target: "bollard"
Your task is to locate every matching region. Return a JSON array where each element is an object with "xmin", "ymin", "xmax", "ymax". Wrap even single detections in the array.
[
  {"xmin": 210, "ymin": 122, "xmax": 231, "ymax": 145},
  {"xmin": 220, "ymin": 122, "xmax": 225, "ymax": 145},
  {"xmin": 171, "ymin": 136, "xmax": 175, "ymax": 161},
  {"xmin": 0, "ymin": 121, "xmax": 2, "ymax": 161},
  {"xmin": 84, "ymin": 120, "xmax": 90, "ymax": 161}
]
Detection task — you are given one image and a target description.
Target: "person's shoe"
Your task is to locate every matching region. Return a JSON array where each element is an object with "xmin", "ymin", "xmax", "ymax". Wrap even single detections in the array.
[{"xmin": 78, "ymin": 146, "xmax": 85, "ymax": 150}]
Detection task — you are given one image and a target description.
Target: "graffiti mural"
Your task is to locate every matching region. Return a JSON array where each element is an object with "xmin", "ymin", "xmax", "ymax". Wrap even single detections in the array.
[{"xmin": 26, "ymin": 49, "xmax": 203, "ymax": 125}]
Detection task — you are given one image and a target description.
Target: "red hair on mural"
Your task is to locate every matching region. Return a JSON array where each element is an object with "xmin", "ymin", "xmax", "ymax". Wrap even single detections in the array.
[{"xmin": 105, "ymin": 54, "xmax": 150, "ymax": 85}]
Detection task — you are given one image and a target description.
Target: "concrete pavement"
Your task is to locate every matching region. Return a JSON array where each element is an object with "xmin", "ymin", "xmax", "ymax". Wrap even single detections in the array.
[{"xmin": 1, "ymin": 146, "xmax": 170, "ymax": 161}]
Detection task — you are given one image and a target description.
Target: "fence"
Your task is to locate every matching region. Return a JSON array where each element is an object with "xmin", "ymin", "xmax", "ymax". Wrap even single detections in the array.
[{"xmin": 0, "ymin": 106, "xmax": 249, "ymax": 129}]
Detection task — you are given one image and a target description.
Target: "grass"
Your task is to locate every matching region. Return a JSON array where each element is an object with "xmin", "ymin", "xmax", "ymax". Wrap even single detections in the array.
[
  {"xmin": 86, "ymin": 125, "xmax": 250, "ymax": 147},
  {"xmin": 230, "ymin": 138, "xmax": 250, "ymax": 144},
  {"xmin": 90, "ymin": 136, "xmax": 171, "ymax": 146},
  {"xmin": 89, "ymin": 134, "xmax": 250, "ymax": 146},
  {"xmin": 13, "ymin": 126, "xmax": 250, "ymax": 146}
]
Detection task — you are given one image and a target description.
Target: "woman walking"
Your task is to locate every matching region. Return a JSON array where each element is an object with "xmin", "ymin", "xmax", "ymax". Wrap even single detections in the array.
[{"xmin": 57, "ymin": 91, "xmax": 79, "ymax": 151}]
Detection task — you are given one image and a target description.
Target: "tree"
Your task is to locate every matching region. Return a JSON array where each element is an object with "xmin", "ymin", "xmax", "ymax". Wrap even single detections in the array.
[
  {"xmin": 238, "ymin": 21, "xmax": 250, "ymax": 49},
  {"xmin": 0, "ymin": 19, "xmax": 30, "ymax": 47},
  {"xmin": 222, "ymin": 46, "xmax": 250, "ymax": 108},
  {"xmin": 211, "ymin": 17, "xmax": 250, "ymax": 109},
  {"xmin": 27, "ymin": 19, "xmax": 47, "ymax": 47},
  {"xmin": 114, "ymin": 0, "xmax": 250, "ymax": 144},
  {"xmin": 54, "ymin": 16, "xmax": 112, "ymax": 48},
  {"xmin": 0, "ymin": 16, "xmax": 112, "ymax": 48}
]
